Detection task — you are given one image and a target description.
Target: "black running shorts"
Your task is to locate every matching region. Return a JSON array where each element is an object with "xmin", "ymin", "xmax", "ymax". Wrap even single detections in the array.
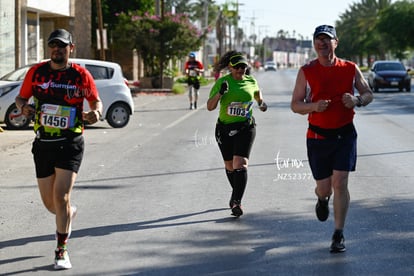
[
  {"xmin": 215, "ymin": 121, "xmax": 256, "ymax": 161},
  {"xmin": 31, "ymin": 136, "xmax": 84, "ymax": 178}
]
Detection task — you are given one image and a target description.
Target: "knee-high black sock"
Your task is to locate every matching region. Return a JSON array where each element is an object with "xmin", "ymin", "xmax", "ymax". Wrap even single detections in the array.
[
  {"xmin": 225, "ymin": 169, "xmax": 234, "ymax": 188},
  {"xmin": 231, "ymin": 168, "xmax": 248, "ymax": 202}
]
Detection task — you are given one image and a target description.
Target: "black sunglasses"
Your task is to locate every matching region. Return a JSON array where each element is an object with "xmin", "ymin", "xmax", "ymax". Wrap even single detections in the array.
[
  {"xmin": 233, "ymin": 64, "xmax": 247, "ymax": 70},
  {"xmin": 48, "ymin": 40, "xmax": 69, "ymax": 48}
]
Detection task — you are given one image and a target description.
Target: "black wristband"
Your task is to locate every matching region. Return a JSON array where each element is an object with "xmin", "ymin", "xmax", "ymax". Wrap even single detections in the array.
[{"xmin": 356, "ymin": 96, "xmax": 363, "ymax": 107}]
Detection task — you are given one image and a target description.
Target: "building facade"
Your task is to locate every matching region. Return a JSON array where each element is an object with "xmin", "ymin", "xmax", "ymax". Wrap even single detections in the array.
[{"xmin": 0, "ymin": 0, "xmax": 92, "ymax": 77}]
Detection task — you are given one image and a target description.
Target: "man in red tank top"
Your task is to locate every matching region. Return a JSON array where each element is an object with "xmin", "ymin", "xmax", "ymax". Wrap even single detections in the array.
[{"xmin": 291, "ymin": 25, "xmax": 373, "ymax": 253}]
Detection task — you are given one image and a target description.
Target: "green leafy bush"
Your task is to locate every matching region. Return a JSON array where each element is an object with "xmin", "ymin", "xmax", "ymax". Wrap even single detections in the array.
[{"xmin": 113, "ymin": 11, "xmax": 208, "ymax": 78}]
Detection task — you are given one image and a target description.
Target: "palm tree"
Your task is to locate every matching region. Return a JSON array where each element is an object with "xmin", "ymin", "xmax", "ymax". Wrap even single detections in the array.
[{"xmin": 335, "ymin": 0, "xmax": 392, "ymax": 64}]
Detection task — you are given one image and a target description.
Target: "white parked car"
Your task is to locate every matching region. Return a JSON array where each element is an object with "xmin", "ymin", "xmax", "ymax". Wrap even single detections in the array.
[
  {"xmin": 264, "ymin": 61, "xmax": 277, "ymax": 71},
  {"xmin": 0, "ymin": 58, "xmax": 134, "ymax": 129}
]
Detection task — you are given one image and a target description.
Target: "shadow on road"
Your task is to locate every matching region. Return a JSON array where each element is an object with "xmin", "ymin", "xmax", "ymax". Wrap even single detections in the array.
[{"xmin": 1, "ymin": 198, "xmax": 413, "ymax": 275}]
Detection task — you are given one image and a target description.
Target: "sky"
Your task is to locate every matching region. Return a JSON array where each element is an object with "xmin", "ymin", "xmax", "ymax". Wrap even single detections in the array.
[{"xmin": 216, "ymin": 0, "xmax": 360, "ymax": 40}]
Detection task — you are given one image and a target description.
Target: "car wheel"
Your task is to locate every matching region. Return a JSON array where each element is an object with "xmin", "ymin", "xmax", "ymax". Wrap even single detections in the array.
[
  {"xmin": 373, "ymin": 81, "xmax": 379, "ymax": 92},
  {"xmin": 5, "ymin": 103, "xmax": 31, "ymax": 130},
  {"xmin": 106, "ymin": 102, "xmax": 130, "ymax": 128},
  {"xmin": 406, "ymin": 85, "xmax": 411, "ymax": 92}
]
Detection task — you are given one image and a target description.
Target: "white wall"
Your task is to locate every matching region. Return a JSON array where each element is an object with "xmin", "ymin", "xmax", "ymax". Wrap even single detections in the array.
[
  {"xmin": 0, "ymin": 0, "xmax": 16, "ymax": 76},
  {"xmin": 27, "ymin": 0, "xmax": 70, "ymax": 16}
]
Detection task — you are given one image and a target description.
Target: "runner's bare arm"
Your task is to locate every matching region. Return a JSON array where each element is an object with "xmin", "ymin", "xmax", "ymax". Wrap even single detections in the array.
[
  {"xmin": 354, "ymin": 66, "xmax": 373, "ymax": 106},
  {"xmin": 15, "ymin": 95, "xmax": 35, "ymax": 117},
  {"xmin": 83, "ymin": 98, "xmax": 103, "ymax": 123},
  {"xmin": 291, "ymin": 68, "xmax": 317, "ymax": 114}
]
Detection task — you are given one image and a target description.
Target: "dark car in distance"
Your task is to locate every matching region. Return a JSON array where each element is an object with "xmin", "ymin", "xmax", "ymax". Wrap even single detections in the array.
[{"xmin": 368, "ymin": 60, "xmax": 411, "ymax": 92}]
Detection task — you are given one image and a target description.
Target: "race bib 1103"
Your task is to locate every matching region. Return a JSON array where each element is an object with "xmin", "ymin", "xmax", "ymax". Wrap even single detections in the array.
[{"xmin": 227, "ymin": 101, "xmax": 253, "ymax": 118}]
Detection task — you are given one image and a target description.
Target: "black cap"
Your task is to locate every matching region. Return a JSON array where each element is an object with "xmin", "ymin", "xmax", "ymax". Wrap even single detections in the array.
[
  {"xmin": 229, "ymin": 54, "xmax": 248, "ymax": 66},
  {"xmin": 313, "ymin": 25, "xmax": 337, "ymax": 39},
  {"xmin": 47, "ymin": 29, "xmax": 72, "ymax": 44}
]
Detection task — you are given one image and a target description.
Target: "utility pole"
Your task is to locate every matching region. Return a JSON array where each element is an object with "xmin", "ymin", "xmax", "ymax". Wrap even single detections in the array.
[
  {"xmin": 155, "ymin": 0, "xmax": 160, "ymax": 16},
  {"xmin": 216, "ymin": 10, "xmax": 224, "ymax": 57},
  {"xmin": 157, "ymin": 0, "xmax": 165, "ymax": 88},
  {"xmin": 96, "ymin": 0, "xmax": 105, "ymax": 60},
  {"xmin": 258, "ymin": 25, "xmax": 269, "ymax": 63},
  {"xmin": 246, "ymin": 13, "xmax": 256, "ymax": 41},
  {"xmin": 202, "ymin": 0, "xmax": 209, "ymax": 75},
  {"xmin": 161, "ymin": 0, "xmax": 164, "ymax": 87},
  {"xmin": 234, "ymin": 0, "xmax": 244, "ymax": 51}
]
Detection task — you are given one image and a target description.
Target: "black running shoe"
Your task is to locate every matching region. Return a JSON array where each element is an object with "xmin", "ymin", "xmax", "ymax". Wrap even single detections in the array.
[
  {"xmin": 330, "ymin": 231, "xmax": 346, "ymax": 253},
  {"xmin": 230, "ymin": 200, "xmax": 243, "ymax": 217},
  {"xmin": 315, "ymin": 197, "xmax": 329, "ymax": 221}
]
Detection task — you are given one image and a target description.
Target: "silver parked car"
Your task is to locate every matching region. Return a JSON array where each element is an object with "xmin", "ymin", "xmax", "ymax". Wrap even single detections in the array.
[{"xmin": 0, "ymin": 58, "xmax": 134, "ymax": 129}]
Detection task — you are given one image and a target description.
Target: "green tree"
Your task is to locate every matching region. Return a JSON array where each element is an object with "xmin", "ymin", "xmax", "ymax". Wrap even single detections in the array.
[
  {"xmin": 92, "ymin": 0, "xmax": 154, "ymax": 49},
  {"xmin": 113, "ymin": 11, "xmax": 207, "ymax": 78},
  {"xmin": 335, "ymin": 0, "xmax": 392, "ymax": 64},
  {"xmin": 377, "ymin": 0, "xmax": 414, "ymax": 59},
  {"xmin": 192, "ymin": 0, "xmax": 220, "ymax": 26}
]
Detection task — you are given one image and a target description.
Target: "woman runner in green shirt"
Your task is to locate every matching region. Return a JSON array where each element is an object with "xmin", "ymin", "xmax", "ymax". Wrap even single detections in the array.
[{"xmin": 207, "ymin": 51, "xmax": 267, "ymax": 217}]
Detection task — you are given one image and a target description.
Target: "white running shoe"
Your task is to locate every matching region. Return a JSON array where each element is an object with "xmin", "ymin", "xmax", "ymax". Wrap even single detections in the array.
[{"xmin": 54, "ymin": 248, "xmax": 72, "ymax": 269}]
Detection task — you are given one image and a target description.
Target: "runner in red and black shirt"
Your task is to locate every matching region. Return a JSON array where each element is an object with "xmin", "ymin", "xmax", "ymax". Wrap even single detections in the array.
[
  {"xmin": 184, "ymin": 53, "xmax": 204, "ymax": 109},
  {"xmin": 20, "ymin": 61, "xmax": 99, "ymax": 137},
  {"xmin": 15, "ymin": 29, "xmax": 102, "ymax": 270}
]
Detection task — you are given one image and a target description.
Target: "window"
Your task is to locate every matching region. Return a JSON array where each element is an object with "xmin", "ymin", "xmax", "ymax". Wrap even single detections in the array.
[
  {"xmin": 376, "ymin": 62, "xmax": 404, "ymax": 71},
  {"xmin": 0, "ymin": 66, "xmax": 31, "ymax": 81},
  {"xmin": 84, "ymin": 64, "xmax": 114, "ymax": 80}
]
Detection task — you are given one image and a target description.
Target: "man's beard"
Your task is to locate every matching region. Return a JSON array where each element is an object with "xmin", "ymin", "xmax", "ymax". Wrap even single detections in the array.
[{"xmin": 51, "ymin": 55, "xmax": 65, "ymax": 64}]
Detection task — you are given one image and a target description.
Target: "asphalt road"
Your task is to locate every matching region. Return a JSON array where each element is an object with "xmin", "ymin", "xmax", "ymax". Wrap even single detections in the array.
[{"xmin": 1, "ymin": 69, "xmax": 413, "ymax": 275}]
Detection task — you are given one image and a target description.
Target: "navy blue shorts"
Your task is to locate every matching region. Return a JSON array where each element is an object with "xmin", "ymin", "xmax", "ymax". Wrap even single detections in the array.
[
  {"xmin": 307, "ymin": 130, "xmax": 357, "ymax": 180},
  {"xmin": 31, "ymin": 135, "xmax": 84, "ymax": 178}
]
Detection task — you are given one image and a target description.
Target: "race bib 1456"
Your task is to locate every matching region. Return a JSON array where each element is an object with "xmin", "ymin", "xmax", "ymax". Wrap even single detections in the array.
[{"xmin": 40, "ymin": 104, "xmax": 76, "ymax": 129}]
